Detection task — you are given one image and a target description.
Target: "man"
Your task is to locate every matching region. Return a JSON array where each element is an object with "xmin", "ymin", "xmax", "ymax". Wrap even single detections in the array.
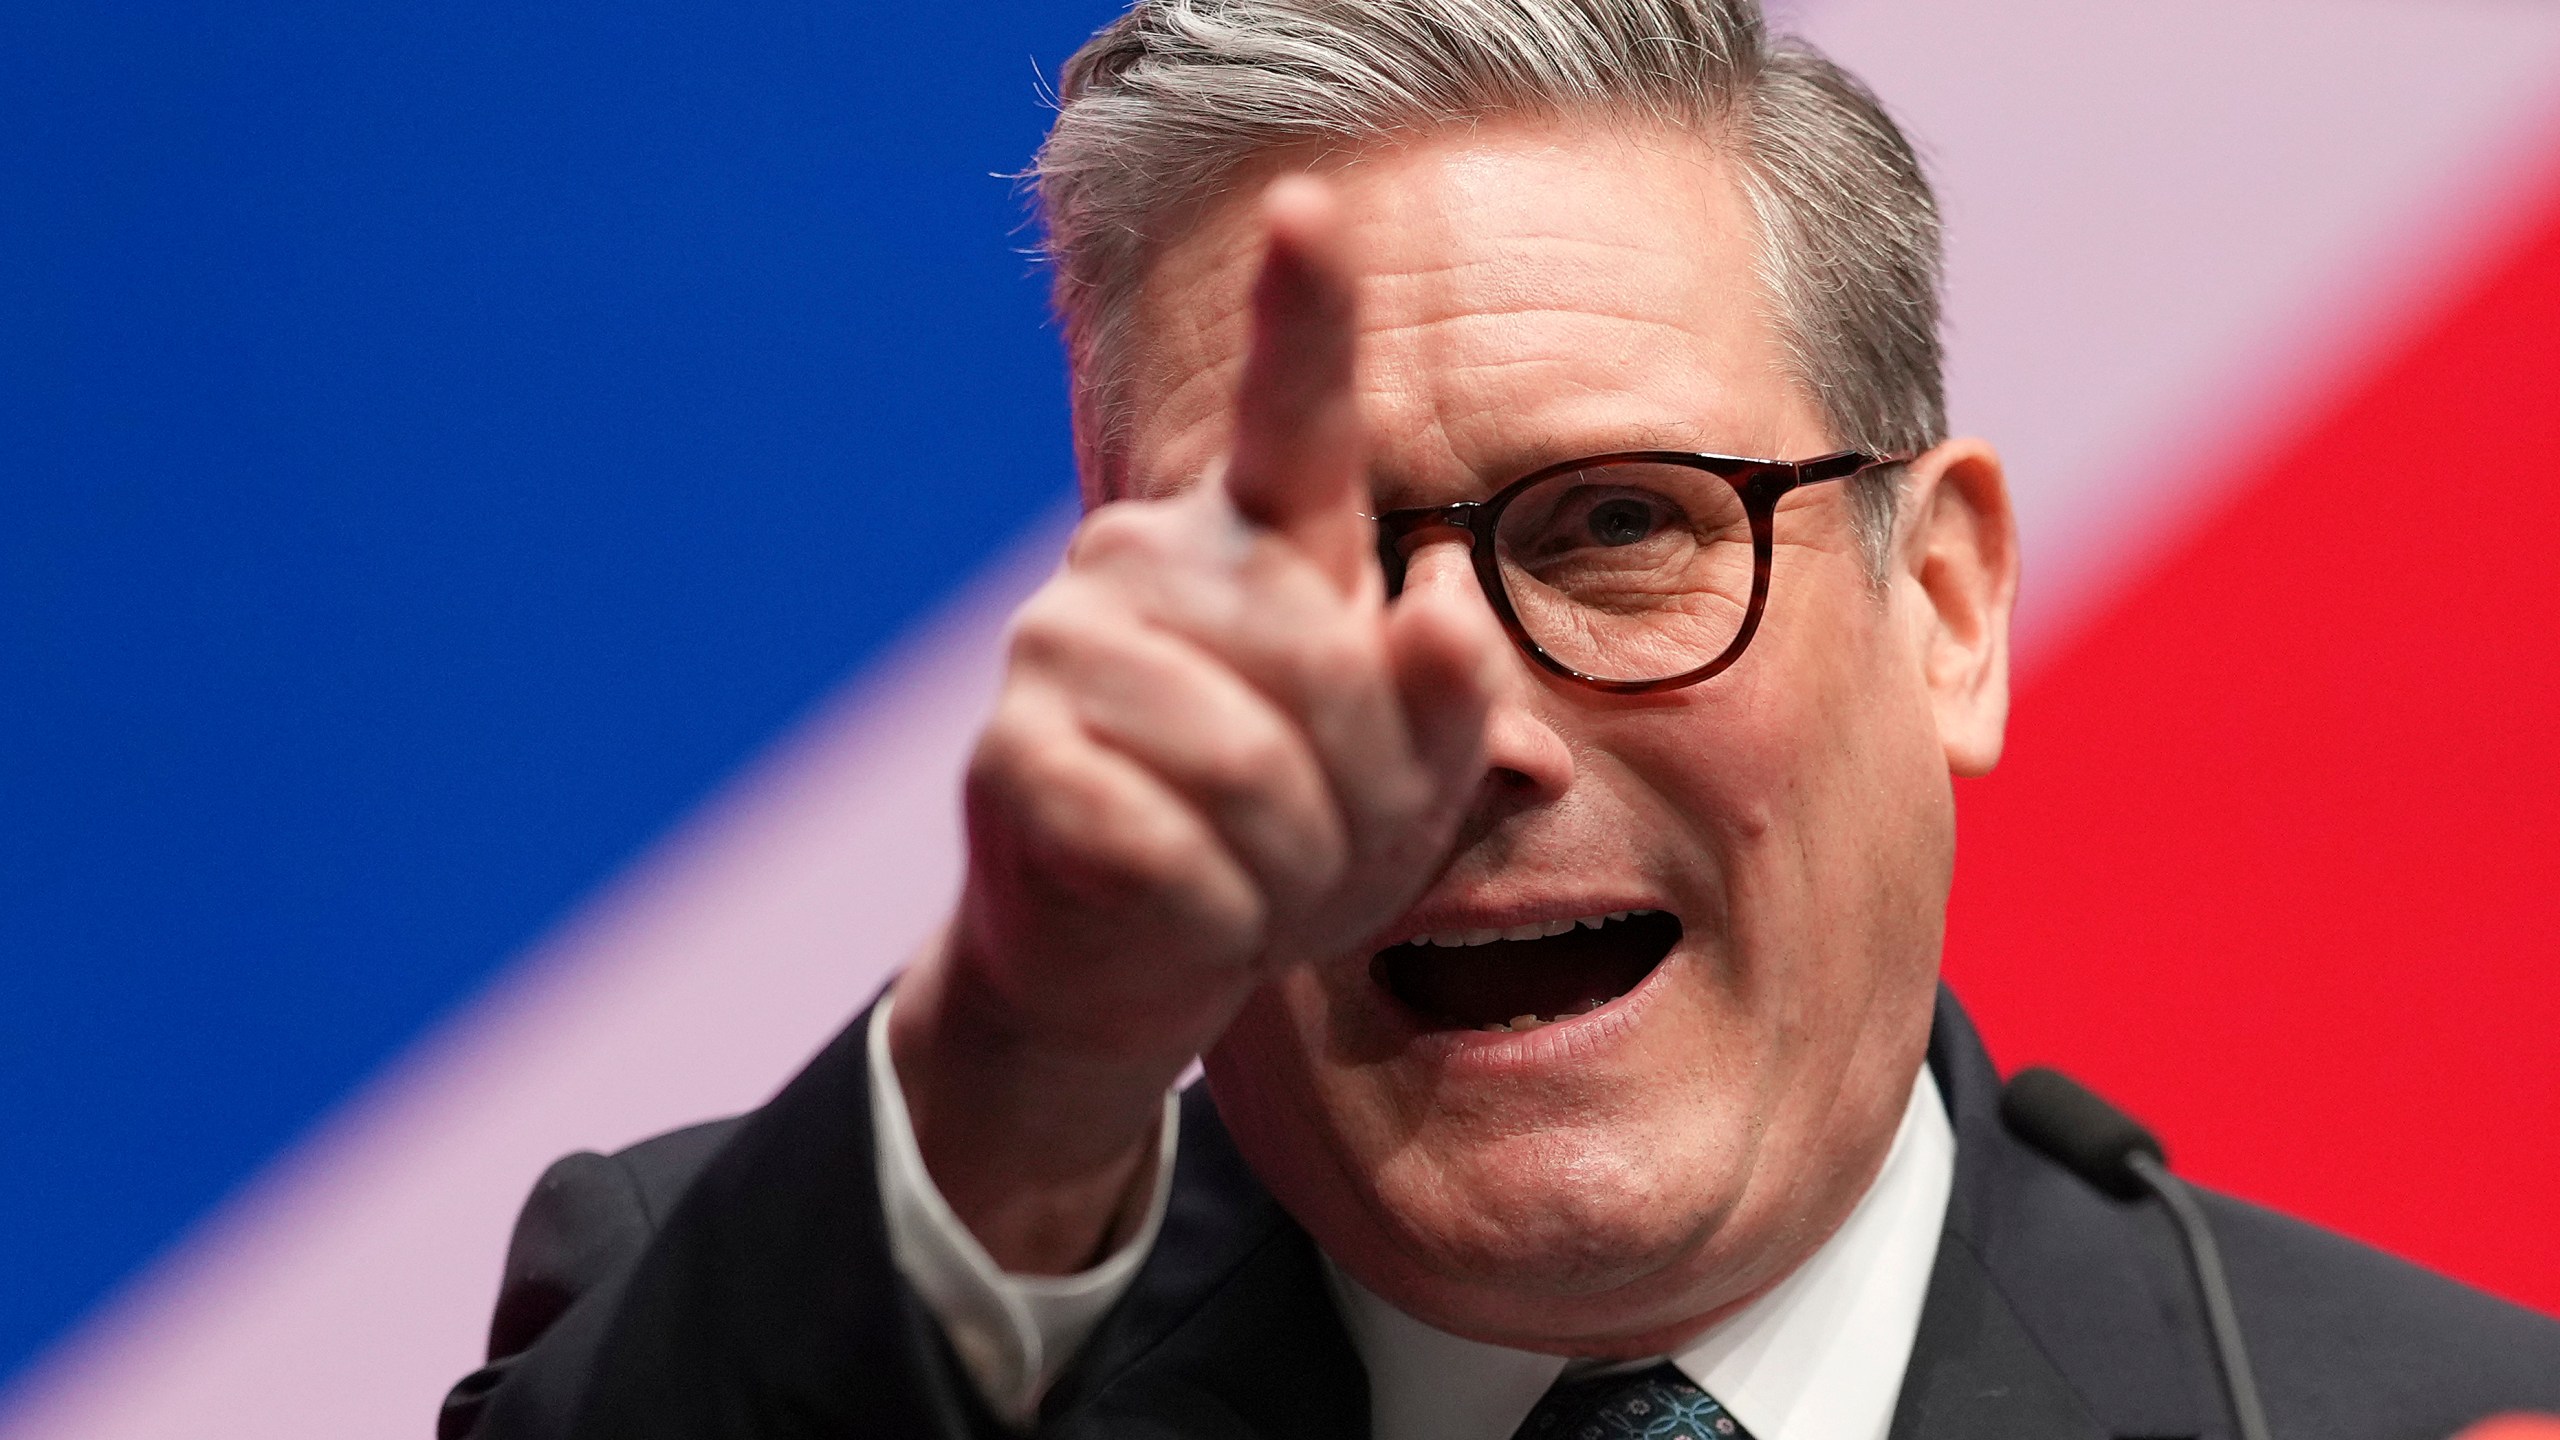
[{"xmin": 443, "ymin": 3, "xmax": 2560, "ymax": 1437}]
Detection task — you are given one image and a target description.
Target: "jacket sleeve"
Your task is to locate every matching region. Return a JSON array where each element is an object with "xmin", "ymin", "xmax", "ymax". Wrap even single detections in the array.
[
  {"xmin": 438, "ymin": 1002, "xmax": 1011, "ymax": 1440},
  {"xmin": 439, "ymin": 1149, "xmax": 658, "ymax": 1440},
  {"xmin": 867, "ymin": 999, "xmax": 1179, "ymax": 1427}
]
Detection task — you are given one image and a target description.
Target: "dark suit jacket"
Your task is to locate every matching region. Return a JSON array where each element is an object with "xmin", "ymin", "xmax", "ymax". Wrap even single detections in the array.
[{"xmin": 442, "ymin": 989, "xmax": 2560, "ymax": 1439}]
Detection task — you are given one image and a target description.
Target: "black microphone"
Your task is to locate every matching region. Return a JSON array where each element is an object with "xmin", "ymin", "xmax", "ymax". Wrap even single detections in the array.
[{"xmin": 2001, "ymin": 1067, "xmax": 2272, "ymax": 1440}]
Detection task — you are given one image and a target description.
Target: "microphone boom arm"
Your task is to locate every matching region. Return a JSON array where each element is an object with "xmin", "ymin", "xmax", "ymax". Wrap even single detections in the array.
[{"xmin": 2126, "ymin": 1151, "xmax": 2273, "ymax": 1440}]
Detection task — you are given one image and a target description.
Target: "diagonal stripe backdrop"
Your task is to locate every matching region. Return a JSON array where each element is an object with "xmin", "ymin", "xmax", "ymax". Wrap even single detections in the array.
[{"xmin": 4, "ymin": 2, "xmax": 2556, "ymax": 1437}]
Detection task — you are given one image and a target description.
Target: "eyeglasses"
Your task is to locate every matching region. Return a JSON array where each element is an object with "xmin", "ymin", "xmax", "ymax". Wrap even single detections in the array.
[{"xmin": 1371, "ymin": 449, "xmax": 1905, "ymax": 695}]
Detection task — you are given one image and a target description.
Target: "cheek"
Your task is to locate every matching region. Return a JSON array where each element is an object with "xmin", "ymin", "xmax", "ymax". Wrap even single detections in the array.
[
  {"xmin": 1203, "ymin": 970, "xmax": 1370, "ymax": 1170},
  {"xmin": 1581, "ymin": 681, "xmax": 1798, "ymax": 859},
  {"xmin": 1204, "ymin": 972, "xmax": 1444, "ymax": 1267},
  {"xmin": 1590, "ymin": 596, "xmax": 1949, "ymax": 977},
  {"xmin": 1205, "ymin": 977, "xmax": 1322, "ymax": 1101},
  {"xmin": 1654, "ymin": 588, "xmax": 1933, "ymax": 824},
  {"xmin": 1201, "ymin": 991, "xmax": 1325, "ymax": 1212},
  {"xmin": 1705, "ymin": 617, "xmax": 1951, "ymax": 1041}
]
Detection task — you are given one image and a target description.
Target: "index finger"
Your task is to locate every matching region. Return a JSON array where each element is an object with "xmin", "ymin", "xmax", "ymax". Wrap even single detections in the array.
[{"xmin": 1223, "ymin": 175, "xmax": 1371, "ymax": 594}]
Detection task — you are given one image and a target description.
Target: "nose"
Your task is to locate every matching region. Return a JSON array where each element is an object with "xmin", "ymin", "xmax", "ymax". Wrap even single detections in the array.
[{"xmin": 1387, "ymin": 528, "xmax": 1481, "ymax": 603}]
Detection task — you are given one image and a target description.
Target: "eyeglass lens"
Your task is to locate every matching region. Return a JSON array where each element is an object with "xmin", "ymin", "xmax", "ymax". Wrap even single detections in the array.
[{"xmin": 1494, "ymin": 461, "xmax": 1756, "ymax": 685}]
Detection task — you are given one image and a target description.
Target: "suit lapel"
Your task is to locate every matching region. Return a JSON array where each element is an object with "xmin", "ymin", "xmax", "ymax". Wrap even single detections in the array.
[
  {"xmin": 1888, "ymin": 1228, "xmax": 2107, "ymax": 1440},
  {"xmin": 1903, "ymin": 990, "xmax": 2219, "ymax": 1440}
]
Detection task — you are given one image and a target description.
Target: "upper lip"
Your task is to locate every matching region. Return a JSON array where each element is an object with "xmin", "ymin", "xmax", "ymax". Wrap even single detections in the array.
[
  {"xmin": 1373, "ymin": 897, "xmax": 1673, "ymax": 951},
  {"xmin": 1395, "ymin": 909, "xmax": 1663, "ymax": 948}
]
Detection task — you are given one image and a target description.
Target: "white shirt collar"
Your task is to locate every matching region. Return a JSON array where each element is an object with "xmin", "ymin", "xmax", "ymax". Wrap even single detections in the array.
[{"xmin": 1325, "ymin": 1064, "xmax": 1955, "ymax": 1440}]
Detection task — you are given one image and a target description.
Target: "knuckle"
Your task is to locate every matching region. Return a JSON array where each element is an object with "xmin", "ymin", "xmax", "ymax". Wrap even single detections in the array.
[
  {"xmin": 964, "ymin": 701, "xmax": 1058, "ymax": 813},
  {"xmin": 1048, "ymin": 796, "xmax": 1235, "ymax": 919},
  {"xmin": 1276, "ymin": 816, "xmax": 1353, "ymax": 899},
  {"xmin": 1192, "ymin": 721, "xmax": 1300, "ymax": 801},
  {"xmin": 1068, "ymin": 500, "xmax": 1180, "ymax": 571},
  {"xmin": 1106, "ymin": 812, "xmax": 1223, "ymax": 896},
  {"xmin": 1350, "ymin": 765, "xmax": 1445, "ymax": 838},
  {"xmin": 1297, "ymin": 619, "xmax": 1379, "ymax": 692},
  {"xmin": 975, "ymin": 725, "xmax": 1226, "ymax": 903},
  {"xmin": 1005, "ymin": 604, "xmax": 1077, "ymax": 672},
  {"xmin": 1005, "ymin": 574, "xmax": 1118, "ymax": 663},
  {"xmin": 964, "ymin": 682, "xmax": 1287, "ymax": 970}
]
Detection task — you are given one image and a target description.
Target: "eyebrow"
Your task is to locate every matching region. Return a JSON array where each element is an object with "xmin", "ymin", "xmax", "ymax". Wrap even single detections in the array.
[{"xmin": 1447, "ymin": 419, "xmax": 1750, "ymax": 488}]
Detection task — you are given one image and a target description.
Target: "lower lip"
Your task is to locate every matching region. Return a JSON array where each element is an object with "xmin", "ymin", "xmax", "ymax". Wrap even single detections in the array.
[{"xmin": 1387, "ymin": 946, "xmax": 1681, "ymax": 1076}]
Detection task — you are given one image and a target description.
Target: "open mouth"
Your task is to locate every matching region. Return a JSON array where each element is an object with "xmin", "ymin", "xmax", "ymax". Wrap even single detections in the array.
[{"xmin": 1371, "ymin": 910, "xmax": 1683, "ymax": 1033}]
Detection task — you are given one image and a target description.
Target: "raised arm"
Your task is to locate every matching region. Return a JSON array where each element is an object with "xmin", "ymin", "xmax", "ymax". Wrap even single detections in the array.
[{"xmin": 886, "ymin": 175, "xmax": 1506, "ymax": 1277}]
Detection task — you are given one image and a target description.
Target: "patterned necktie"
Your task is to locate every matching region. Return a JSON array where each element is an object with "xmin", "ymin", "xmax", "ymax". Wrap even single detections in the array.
[{"xmin": 1510, "ymin": 1361, "xmax": 1757, "ymax": 1440}]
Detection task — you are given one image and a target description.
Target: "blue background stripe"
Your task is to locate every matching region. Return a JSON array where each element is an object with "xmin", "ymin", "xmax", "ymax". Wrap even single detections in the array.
[{"xmin": 0, "ymin": 0, "xmax": 1119, "ymax": 1385}]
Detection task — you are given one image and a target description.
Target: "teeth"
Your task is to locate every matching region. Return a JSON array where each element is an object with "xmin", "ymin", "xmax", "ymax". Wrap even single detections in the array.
[
  {"xmin": 1473, "ymin": 999, "xmax": 1609, "ymax": 1034},
  {"xmin": 1407, "ymin": 909, "xmax": 1655, "ymax": 949}
]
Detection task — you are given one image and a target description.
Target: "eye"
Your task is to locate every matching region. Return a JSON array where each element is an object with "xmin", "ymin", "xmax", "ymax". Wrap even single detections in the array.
[{"xmin": 1584, "ymin": 495, "xmax": 1663, "ymax": 547}]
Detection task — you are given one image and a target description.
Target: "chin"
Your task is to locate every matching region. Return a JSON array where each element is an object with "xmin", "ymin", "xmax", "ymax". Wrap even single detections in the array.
[
  {"xmin": 1381, "ymin": 1148, "xmax": 1734, "ymax": 1299},
  {"xmin": 1235, "ymin": 1070, "xmax": 1761, "ymax": 1342},
  {"xmin": 1336, "ymin": 1167, "xmax": 1756, "ymax": 1353}
]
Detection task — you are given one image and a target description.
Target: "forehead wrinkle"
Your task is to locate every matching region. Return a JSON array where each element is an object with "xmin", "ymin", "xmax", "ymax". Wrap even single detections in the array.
[
  {"xmin": 1357, "ymin": 244, "xmax": 1742, "ymax": 348},
  {"xmin": 1356, "ymin": 227, "xmax": 1731, "ymax": 290},
  {"xmin": 1357, "ymin": 308, "xmax": 1720, "ymax": 353},
  {"xmin": 1352, "ymin": 234, "xmax": 1770, "ymax": 457},
  {"xmin": 1359, "ymin": 300, "xmax": 1748, "ymax": 446},
  {"xmin": 1370, "ymin": 374, "xmax": 1754, "ymax": 503},
  {"xmin": 1383, "ymin": 352, "xmax": 1705, "ymax": 451},
  {"xmin": 1149, "ymin": 340, "xmax": 1240, "ymax": 421},
  {"xmin": 1131, "ymin": 281, "xmax": 1250, "ymax": 408}
]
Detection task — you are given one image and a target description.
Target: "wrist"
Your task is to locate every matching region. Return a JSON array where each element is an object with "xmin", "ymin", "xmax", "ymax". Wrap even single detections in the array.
[{"xmin": 887, "ymin": 933, "xmax": 1190, "ymax": 1274}]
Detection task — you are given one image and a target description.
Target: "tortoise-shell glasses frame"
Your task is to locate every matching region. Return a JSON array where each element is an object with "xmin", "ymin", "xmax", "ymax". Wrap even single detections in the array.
[{"xmin": 1368, "ymin": 449, "xmax": 1908, "ymax": 696}]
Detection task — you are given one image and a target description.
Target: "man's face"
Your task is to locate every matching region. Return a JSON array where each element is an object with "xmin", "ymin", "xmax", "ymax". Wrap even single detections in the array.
[{"xmin": 1110, "ymin": 118, "xmax": 1992, "ymax": 1353}]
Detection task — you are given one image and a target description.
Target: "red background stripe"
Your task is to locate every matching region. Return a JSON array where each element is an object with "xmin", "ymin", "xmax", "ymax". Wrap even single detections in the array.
[{"xmin": 1948, "ymin": 143, "xmax": 2560, "ymax": 1315}]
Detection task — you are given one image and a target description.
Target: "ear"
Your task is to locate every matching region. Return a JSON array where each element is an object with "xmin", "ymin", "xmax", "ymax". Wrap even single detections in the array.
[{"xmin": 1896, "ymin": 437, "xmax": 2019, "ymax": 776}]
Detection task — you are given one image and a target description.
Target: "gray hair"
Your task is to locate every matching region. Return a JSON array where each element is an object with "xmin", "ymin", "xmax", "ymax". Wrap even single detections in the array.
[{"xmin": 1032, "ymin": 0, "xmax": 1944, "ymax": 572}]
